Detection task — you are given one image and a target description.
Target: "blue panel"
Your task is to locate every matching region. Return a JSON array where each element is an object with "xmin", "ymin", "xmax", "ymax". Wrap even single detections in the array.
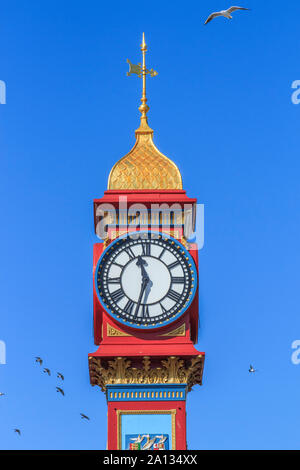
[
  {"xmin": 107, "ymin": 384, "xmax": 187, "ymax": 402},
  {"xmin": 121, "ymin": 413, "xmax": 172, "ymax": 450},
  {"xmin": 126, "ymin": 434, "xmax": 169, "ymax": 450}
]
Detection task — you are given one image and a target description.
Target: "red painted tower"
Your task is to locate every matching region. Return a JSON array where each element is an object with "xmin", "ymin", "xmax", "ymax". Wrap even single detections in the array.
[{"xmin": 89, "ymin": 34, "xmax": 205, "ymax": 450}]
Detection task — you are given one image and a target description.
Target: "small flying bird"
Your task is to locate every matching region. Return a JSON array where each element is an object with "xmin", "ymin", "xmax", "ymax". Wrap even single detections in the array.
[
  {"xmin": 43, "ymin": 368, "xmax": 51, "ymax": 376},
  {"xmin": 80, "ymin": 413, "xmax": 90, "ymax": 421},
  {"xmin": 249, "ymin": 364, "xmax": 257, "ymax": 373},
  {"xmin": 56, "ymin": 387, "xmax": 65, "ymax": 396},
  {"xmin": 35, "ymin": 356, "xmax": 43, "ymax": 365},
  {"xmin": 0, "ymin": 392, "xmax": 5, "ymax": 396},
  {"xmin": 57, "ymin": 372, "xmax": 64, "ymax": 381},
  {"xmin": 204, "ymin": 6, "xmax": 250, "ymax": 24},
  {"xmin": 14, "ymin": 429, "xmax": 21, "ymax": 435}
]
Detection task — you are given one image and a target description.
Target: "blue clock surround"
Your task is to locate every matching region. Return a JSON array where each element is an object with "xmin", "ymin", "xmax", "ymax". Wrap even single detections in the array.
[{"xmin": 95, "ymin": 231, "xmax": 198, "ymax": 330}]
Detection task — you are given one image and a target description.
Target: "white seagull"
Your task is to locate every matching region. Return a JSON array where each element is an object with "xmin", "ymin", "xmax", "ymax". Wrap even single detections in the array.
[
  {"xmin": 204, "ymin": 6, "xmax": 250, "ymax": 25},
  {"xmin": 249, "ymin": 364, "xmax": 257, "ymax": 373}
]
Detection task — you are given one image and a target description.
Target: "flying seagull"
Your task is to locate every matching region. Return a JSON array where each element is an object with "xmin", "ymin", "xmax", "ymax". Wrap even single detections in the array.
[
  {"xmin": 57, "ymin": 372, "xmax": 64, "ymax": 381},
  {"xmin": 205, "ymin": 6, "xmax": 250, "ymax": 24},
  {"xmin": 14, "ymin": 429, "xmax": 21, "ymax": 436},
  {"xmin": 80, "ymin": 413, "xmax": 90, "ymax": 421},
  {"xmin": 43, "ymin": 368, "xmax": 51, "ymax": 376},
  {"xmin": 35, "ymin": 356, "xmax": 43, "ymax": 365},
  {"xmin": 0, "ymin": 392, "xmax": 5, "ymax": 396},
  {"xmin": 56, "ymin": 387, "xmax": 65, "ymax": 396},
  {"xmin": 249, "ymin": 364, "xmax": 257, "ymax": 373}
]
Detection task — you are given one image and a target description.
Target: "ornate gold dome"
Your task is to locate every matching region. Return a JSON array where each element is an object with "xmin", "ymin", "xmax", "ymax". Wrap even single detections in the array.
[
  {"xmin": 108, "ymin": 121, "xmax": 182, "ymax": 190},
  {"xmin": 107, "ymin": 33, "xmax": 182, "ymax": 191}
]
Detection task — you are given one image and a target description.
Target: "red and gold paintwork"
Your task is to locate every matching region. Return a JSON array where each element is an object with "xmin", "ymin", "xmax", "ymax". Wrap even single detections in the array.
[
  {"xmin": 88, "ymin": 34, "xmax": 205, "ymax": 450},
  {"xmin": 89, "ymin": 190, "xmax": 205, "ymax": 450}
]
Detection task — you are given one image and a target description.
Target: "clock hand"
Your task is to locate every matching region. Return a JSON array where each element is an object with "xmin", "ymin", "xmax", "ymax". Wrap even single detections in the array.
[
  {"xmin": 134, "ymin": 256, "xmax": 152, "ymax": 318},
  {"xmin": 134, "ymin": 277, "xmax": 148, "ymax": 318},
  {"xmin": 143, "ymin": 279, "xmax": 153, "ymax": 304},
  {"xmin": 136, "ymin": 256, "xmax": 150, "ymax": 283}
]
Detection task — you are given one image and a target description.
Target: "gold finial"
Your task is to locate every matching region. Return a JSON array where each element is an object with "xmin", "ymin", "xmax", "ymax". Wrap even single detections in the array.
[
  {"xmin": 107, "ymin": 35, "xmax": 182, "ymax": 191},
  {"xmin": 126, "ymin": 33, "xmax": 158, "ymax": 133}
]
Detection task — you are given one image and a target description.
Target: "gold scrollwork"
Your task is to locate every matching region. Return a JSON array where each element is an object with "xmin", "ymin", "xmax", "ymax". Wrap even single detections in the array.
[
  {"xmin": 107, "ymin": 324, "xmax": 131, "ymax": 337},
  {"xmin": 162, "ymin": 324, "xmax": 186, "ymax": 337},
  {"xmin": 89, "ymin": 355, "xmax": 204, "ymax": 392},
  {"xmin": 117, "ymin": 409, "xmax": 176, "ymax": 450}
]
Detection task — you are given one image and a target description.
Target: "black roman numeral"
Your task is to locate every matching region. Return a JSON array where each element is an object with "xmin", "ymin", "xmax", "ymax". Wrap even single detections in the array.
[
  {"xmin": 168, "ymin": 260, "xmax": 180, "ymax": 270},
  {"xmin": 113, "ymin": 262, "xmax": 124, "ymax": 269},
  {"xmin": 171, "ymin": 277, "xmax": 185, "ymax": 284},
  {"xmin": 158, "ymin": 247, "xmax": 166, "ymax": 259},
  {"xmin": 110, "ymin": 289, "xmax": 125, "ymax": 303},
  {"xmin": 108, "ymin": 277, "xmax": 121, "ymax": 284},
  {"xmin": 160, "ymin": 302, "xmax": 167, "ymax": 314},
  {"xmin": 167, "ymin": 289, "xmax": 181, "ymax": 303},
  {"xmin": 125, "ymin": 246, "xmax": 135, "ymax": 260},
  {"xmin": 142, "ymin": 304, "xmax": 150, "ymax": 318},
  {"xmin": 142, "ymin": 243, "xmax": 151, "ymax": 256},
  {"xmin": 124, "ymin": 299, "xmax": 134, "ymax": 314}
]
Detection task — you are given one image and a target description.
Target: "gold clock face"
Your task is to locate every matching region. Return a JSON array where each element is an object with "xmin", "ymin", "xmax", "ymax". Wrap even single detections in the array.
[{"xmin": 95, "ymin": 232, "xmax": 197, "ymax": 329}]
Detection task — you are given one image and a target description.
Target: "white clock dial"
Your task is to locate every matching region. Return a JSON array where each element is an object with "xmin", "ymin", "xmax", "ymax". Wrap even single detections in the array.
[{"xmin": 96, "ymin": 233, "xmax": 196, "ymax": 328}]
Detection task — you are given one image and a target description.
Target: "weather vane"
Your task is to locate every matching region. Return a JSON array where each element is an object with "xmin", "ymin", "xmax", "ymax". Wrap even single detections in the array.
[{"xmin": 126, "ymin": 33, "xmax": 158, "ymax": 122}]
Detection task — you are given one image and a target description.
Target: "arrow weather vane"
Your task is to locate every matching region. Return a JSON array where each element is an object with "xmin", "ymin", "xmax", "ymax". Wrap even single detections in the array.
[{"xmin": 127, "ymin": 33, "xmax": 158, "ymax": 123}]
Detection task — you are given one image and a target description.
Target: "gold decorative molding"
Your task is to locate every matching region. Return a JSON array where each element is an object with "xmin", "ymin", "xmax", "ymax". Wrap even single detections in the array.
[
  {"xmin": 117, "ymin": 409, "xmax": 176, "ymax": 450},
  {"xmin": 89, "ymin": 355, "xmax": 204, "ymax": 392},
  {"xmin": 108, "ymin": 229, "xmax": 183, "ymax": 244},
  {"xmin": 162, "ymin": 324, "xmax": 186, "ymax": 337},
  {"xmin": 107, "ymin": 323, "xmax": 131, "ymax": 337}
]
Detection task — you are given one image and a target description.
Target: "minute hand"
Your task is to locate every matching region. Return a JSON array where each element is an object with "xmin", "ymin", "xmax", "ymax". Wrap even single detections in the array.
[{"xmin": 134, "ymin": 278, "xmax": 148, "ymax": 319}]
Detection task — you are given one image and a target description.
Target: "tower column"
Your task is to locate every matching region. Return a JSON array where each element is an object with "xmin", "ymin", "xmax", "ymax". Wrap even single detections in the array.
[
  {"xmin": 107, "ymin": 384, "xmax": 187, "ymax": 450},
  {"xmin": 89, "ymin": 34, "xmax": 205, "ymax": 450}
]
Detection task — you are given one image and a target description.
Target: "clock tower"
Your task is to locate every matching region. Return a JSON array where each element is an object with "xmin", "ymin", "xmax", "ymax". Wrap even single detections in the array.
[{"xmin": 89, "ymin": 34, "xmax": 205, "ymax": 451}]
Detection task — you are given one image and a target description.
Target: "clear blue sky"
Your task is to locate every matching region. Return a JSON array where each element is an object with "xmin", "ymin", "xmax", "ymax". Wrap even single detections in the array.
[{"xmin": 0, "ymin": 0, "xmax": 300, "ymax": 450}]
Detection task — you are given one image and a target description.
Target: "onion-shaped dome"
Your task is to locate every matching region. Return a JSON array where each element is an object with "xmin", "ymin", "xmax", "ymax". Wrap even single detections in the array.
[{"xmin": 108, "ymin": 120, "xmax": 182, "ymax": 190}]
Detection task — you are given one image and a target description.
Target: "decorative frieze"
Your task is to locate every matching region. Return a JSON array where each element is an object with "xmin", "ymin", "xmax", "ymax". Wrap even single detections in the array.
[{"xmin": 89, "ymin": 355, "xmax": 204, "ymax": 392}]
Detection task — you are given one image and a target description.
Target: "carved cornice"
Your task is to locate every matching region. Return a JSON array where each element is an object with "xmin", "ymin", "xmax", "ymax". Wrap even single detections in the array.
[{"xmin": 89, "ymin": 355, "xmax": 204, "ymax": 392}]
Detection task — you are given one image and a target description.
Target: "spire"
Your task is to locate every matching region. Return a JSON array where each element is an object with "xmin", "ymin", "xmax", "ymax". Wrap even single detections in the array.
[
  {"xmin": 107, "ymin": 35, "xmax": 182, "ymax": 190},
  {"xmin": 126, "ymin": 33, "xmax": 158, "ymax": 135}
]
